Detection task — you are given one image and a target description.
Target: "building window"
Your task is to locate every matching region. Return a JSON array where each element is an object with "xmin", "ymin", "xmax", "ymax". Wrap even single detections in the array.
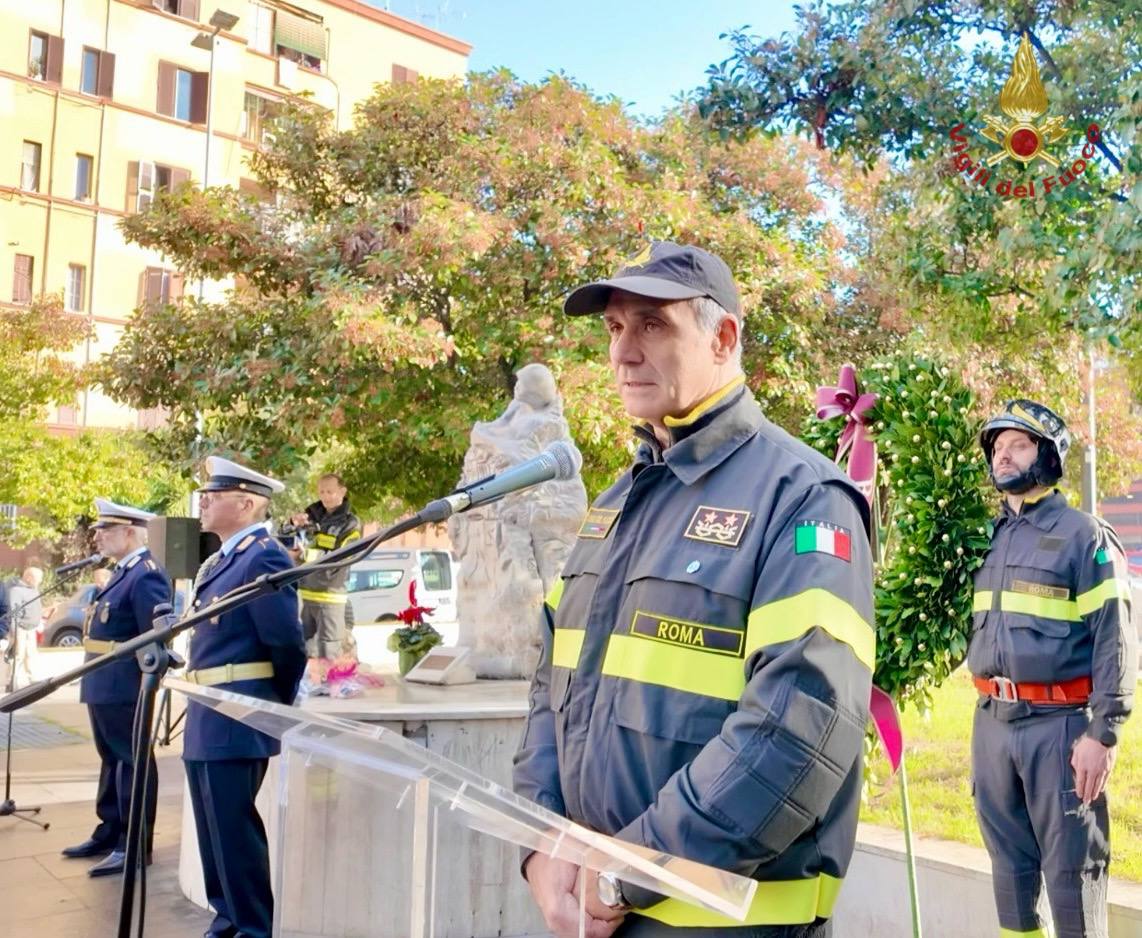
[
  {"xmin": 21, "ymin": 141, "xmax": 42, "ymax": 191},
  {"xmin": 13, "ymin": 255, "xmax": 34, "ymax": 304},
  {"xmin": 241, "ymin": 91, "xmax": 282, "ymax": 144},
  {"xmin": 67, "ymin": 264, "xmax": 86, "ymax": 312},
  {"xmin": 392, "ymin": 64, "xmax": 418, "ymax": 84},
  {"xmin": 275, "ymin": 9, "xmax": 326, "ymax": 71},
  {"xmin": 139, "ymin": 266, "xmax": 184, "ymax": 309},
  {"xmin": 81, "ymin": 47, "xmax": 98, "ymax": 93},
  {"xmin": 80, "ymin": 46, "xmax": 116, "ymax": 97},
  {"xmin": 155, "ymin": 0, "xmax": 200, "ymax": 18},
  {"xmin": 0, "ymin": 504, "xmax": 18, "ymax": 536},
  {"xmin": 128, "ymin": 160, "xmax": 192, "ymax": 213},
  {"xmin": 75, "ymin": 153, "xmax": 94, "ymax": 200},
  {"xmin": 137, "ymin": 406, "xmax": 167, "ymax": 430},
  {"xmin": 29, "ymin": 31, "xmax": 47, "ymax": 79},
  {"xmin": 28, "ymin": 30, "xmax": 63, "ymax": 82},
  {"xmin": 249, "ymin": 3, "xmax": 274, "ymax": 54},
  {"xmin": 57, "ymin": 403, "xmax": 79, "ymax": 425},
  {"xmin": 157, "ymin": 61, "xmax": 208, "ymax": 122}
]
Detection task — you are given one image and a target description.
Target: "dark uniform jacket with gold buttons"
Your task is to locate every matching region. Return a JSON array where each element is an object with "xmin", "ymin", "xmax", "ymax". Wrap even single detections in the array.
[
  {"xmin": 184, "ymin": 533, "xmax": 306, "ymax": 761},
  {"xmin": 79, "ymin": 550, "xmax": 171, "ymax": 705},
  {"xmin": 968, "ymin": 490, "xmax": 1136, "ymax": 745},
  {"xmin": 513, "ymin": 385, "xmax": 875, "ymax": 929}
]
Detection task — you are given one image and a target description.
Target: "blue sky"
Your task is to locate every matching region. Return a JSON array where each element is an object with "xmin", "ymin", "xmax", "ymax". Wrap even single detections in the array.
[{"xmin": 375, "ymin": 1, "xmax": 801, "ymax": 119}]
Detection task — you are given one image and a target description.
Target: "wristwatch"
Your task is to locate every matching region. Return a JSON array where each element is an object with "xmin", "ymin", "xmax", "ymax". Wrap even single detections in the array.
[{"xmin": 597, "ymin": 872, "xmax": 631, "ymax": 910}]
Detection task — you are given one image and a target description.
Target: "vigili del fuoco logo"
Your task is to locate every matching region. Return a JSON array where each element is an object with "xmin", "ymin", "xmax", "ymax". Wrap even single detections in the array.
[{"xmin": 948, "ymin": 33, "xmax": 1100, "ymax": 200}]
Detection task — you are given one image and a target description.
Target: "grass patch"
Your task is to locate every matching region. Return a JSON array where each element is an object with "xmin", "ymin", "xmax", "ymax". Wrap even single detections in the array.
[{"xmin": 862, "ymin": 669, "xmax": 1142, "ymax": 883}]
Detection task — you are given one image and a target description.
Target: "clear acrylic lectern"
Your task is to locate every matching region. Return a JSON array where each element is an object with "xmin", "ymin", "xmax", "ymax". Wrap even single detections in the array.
[{"xmin": 168, "ymin": 679, "xmax": 757, "ymax": 938}]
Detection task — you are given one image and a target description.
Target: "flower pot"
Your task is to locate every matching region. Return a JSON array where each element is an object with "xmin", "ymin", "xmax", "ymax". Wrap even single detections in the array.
[{"xmin": 398, "ymin": 648, "xmax": 427, "ymax": 676}]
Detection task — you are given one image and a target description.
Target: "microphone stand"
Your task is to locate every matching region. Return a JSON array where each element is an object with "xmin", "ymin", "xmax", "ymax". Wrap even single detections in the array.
[
  {"xmin": 1, "ymin": 564, "xmax": 99, "ymax": 830},
  {"xmin": 0, "ymin": 494, "xmax": 462, "ymax": 938}
]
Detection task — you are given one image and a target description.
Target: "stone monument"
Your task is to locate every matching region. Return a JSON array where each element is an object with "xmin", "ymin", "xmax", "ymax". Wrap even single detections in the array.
[{"xmin": 448, "ymin": 363, "xmax": 588, "ymax": 679}]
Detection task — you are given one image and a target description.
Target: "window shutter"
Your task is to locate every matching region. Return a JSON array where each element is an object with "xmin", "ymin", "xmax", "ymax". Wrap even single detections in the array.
[
  {"xmin": 45, "ymin": 35, "xmax": 64, "ymax": 83},
  {"xmin": 190, "ymin": 71, "xmax": 209, "ymax": 124},
  {"xmin": 170, "ymin": 167, "xmax": 191, "ymax": 188},
  {"xmin": 168, "ymin": 272, "xmax": 185, "ymax": 302},
  {"xmin": 141, "ymin": 267, "xmax": 166, "ymax": 308},
  {"xmin": 275, "ymin": 10, "xmax": 326, "ymax": 60},
  {"xmin": 157, "ymin": 61, "xmax": 176, "ymax": 116},
  {"xmin": 181, "ymin": 0, "xmax": 201, "ymax": 21},
  {"xmin": 97, "ymin": 51, "xmax": 115, "ymax": 98},
  {"xmin": 13, "ymin": 255, "xmax": 34, "ymax": 304}
]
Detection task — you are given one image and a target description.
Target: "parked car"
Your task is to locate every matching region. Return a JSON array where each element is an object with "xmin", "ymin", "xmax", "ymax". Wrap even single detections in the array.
[
  {"xmin": 40, "ymin": 581, "xmax": 186, "ymax": 647},
  {"xmin": 346, "ymin": 549, "xmax": 457, "ymax": 624},
  {"xmin": 41, "ymin": 584, "xmax": 99, "ymax": 647}
]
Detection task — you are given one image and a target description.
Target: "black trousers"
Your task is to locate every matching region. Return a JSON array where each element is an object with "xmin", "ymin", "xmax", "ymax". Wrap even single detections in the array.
[
  {"xmin": 88, "ymin": 702, "xmax": 157, "ymax": 852},
  {"xmin": 615, "ymin": 918, "xmax": 832, "ymax": 937},
  {"xmin": 185, "ymin": 758, "xmax": 272, "ymax": 938},
  {"xmin": 972, "ymin": 704, "xmax": 1111, "ymax": 938}
]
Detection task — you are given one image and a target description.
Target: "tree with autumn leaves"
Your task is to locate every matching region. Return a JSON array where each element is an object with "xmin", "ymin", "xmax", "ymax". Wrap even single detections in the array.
[{"xmin": 103, "ymin": 72, "xmax": 861, "ymax": 508}]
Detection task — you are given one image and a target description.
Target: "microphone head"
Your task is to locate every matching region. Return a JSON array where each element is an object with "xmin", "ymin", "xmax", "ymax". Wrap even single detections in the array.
[{"xmin": 546, "ymin": 441, "xmax": 583, "ymax": 480}]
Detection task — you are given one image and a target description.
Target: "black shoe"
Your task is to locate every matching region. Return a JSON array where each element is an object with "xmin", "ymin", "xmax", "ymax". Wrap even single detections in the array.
[{"xmin": 62, "ymin": 838, "xmax": 114, "ymax": 859}]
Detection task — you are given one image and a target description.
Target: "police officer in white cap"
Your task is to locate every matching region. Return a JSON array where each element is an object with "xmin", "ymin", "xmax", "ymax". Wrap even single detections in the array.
[
  {"xmin": 62, "ymin": 499, "xmax": 171, "ymax": 877},
  {"xmin": 183, "ymin": 457, "xmax": 306, "ymax": 938}
]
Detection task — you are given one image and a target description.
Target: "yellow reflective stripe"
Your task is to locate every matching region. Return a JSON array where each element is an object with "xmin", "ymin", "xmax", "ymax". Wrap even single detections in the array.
[
  {"xmin": 343, "ymin": 530, "xmax": 361, "ymax": 542},
  {"xmin": 601, "ymin": 633, "xmax": 745, "ymax": 701},
  {"xmin": 998, "ymin": 928, "xmax": 1049, "ymax": 938},
  {"xmin": 663, "ymin": 375, "xmax": 745, "ymax": 428},
  {"xmin": 745, "ymin": 589, "xmax": 875, "ymax": 671},
  {"xmin": 303, "ymin": 548, "xmax": 322, "ymax": 562},
  {"xmin": 545, "ymin": 578, "xmax": 565, "ymax": 611},
  {"xmin": 999, "ymin": 591, "xmax": 1079, "ymax": 622},
  {"xmin": 1076, "ymin": 578, "xmax": 1131, "ymax": 617},
  {"xmin": 552, "ymin": 628, "xmax": 585, "ymax": 669},
  {"xmin": 973, "ymin": 590, "xmax": 993, "ymax": 613},
  {"xmin": 314, "ymin": 533, "xmax": 337, "ymax": 549},
  {"xmin": 640, "ymin": 873, "xmax": 842, "ymax": 927},
  {"xmin": 298, "ymin": 589, "xmax": 348, "ymax": 605}
]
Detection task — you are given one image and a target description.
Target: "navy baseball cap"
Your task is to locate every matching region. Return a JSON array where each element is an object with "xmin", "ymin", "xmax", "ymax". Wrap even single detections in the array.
[{"xmin": 563, "ymin": 241, "xmax": 742, "ymax": 318}]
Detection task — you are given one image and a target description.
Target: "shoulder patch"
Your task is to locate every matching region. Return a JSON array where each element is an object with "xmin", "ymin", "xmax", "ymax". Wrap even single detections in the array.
[
  {"xmin": 144, "ymin": 559, "xmax": 157, "ymax": 570},
  {"xmin": 125, "ymin": 555, "xmax": 141, "ymax": 569},
  {"xmin": 578, "ymin": 507, "xmax": 619, "ymax": 540},
  {"xmin": 684, "ymin": 506, "xmax": 750, "ymax": 548},
  {"xmin": 236, "ymin": 535, "xmax": 257, "ymax": 552},
  {"xmin": 794, "ymin": 520, "xmax": 852, "ymax": 562}
]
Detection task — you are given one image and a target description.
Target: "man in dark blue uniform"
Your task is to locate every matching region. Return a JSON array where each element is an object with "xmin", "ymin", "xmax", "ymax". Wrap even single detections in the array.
[
  {"xmin": 62, "ymin": 499, "xmax": 171, "ymax": 877},
  {"xmin": 183, "ymin": 456, "xmax": 306, "ymax": 938}
]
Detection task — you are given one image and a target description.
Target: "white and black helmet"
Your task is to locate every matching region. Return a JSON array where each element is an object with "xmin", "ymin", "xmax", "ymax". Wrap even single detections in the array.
[{"xmin": 980, "ymin": 399, "xmax": 1071, "ymax": 491}]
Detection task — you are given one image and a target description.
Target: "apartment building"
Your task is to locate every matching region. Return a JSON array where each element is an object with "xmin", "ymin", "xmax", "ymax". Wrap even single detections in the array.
[{"xmin": 0, "ymin": 0, "xmax": 470, "ymax": 429}]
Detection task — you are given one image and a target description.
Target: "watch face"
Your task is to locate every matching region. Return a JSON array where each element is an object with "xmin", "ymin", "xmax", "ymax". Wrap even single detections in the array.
[{"xmin": 597, "ymin": 874, "xmax": 623, "ymax": 908}]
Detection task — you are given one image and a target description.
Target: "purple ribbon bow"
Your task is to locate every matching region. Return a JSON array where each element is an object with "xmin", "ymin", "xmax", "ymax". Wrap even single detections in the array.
[{"xmin": 815, "ymin": 363, "xmax": 879, "ymax": 505}]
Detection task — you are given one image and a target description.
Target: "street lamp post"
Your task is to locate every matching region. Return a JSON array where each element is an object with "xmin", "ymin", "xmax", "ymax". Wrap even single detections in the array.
[
  {"xmin": 192, "ymin": 9, "xmax": 238, "ymax": 302},
  {"xmin": 189, "ymin": 9, "xmax": 238, "ymax": 516}
]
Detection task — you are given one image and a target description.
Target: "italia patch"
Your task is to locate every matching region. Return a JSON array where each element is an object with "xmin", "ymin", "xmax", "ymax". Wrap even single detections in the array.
[
  {"xmin": 578, "ymin": 507, "xmax": 619, "ymax": 540},
  {"xmin": 1011, "ymin": 578, "xmax": 1070, "ymax": 600},
  {"xmin": 630, "ymin": 610, "xmax": 744, "ymax": 657},
  {"xmin": 795, "ymin": 520, "xmax": 851, "ymax": 562},
  {"xmin": 683, "ymin": 506, "xmax": 750, "ymax": 548}
]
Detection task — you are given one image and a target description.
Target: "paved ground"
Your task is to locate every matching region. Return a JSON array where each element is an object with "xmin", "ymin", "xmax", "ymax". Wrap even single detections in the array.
[{"xmin": 0, "ymin": 676, "xmax": 212, "ymax": 938}]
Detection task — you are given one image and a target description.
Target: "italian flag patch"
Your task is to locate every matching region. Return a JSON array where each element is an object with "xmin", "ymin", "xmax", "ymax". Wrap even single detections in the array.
[{"xmin": 795, "ymin": 521, "xmax": 852, "ymax": 562}]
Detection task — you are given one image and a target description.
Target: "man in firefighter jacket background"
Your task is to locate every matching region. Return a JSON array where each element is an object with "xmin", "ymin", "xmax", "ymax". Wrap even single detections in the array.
[
  {"xmin": 290, "ymin": 472, "xmax": 362, "ymax": 660},
  {"xmin": 968, "ymin": 400, "xmax": 1135, "ymax": 938},
  {"xmin": 514, "ymin": 241, "xmax": 876, "ymax": 937}
]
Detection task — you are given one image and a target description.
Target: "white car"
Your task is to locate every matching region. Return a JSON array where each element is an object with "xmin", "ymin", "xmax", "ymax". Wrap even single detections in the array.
[{"xmin": 346, "ymin": 548, "xmax": 457, "ymax": 625}]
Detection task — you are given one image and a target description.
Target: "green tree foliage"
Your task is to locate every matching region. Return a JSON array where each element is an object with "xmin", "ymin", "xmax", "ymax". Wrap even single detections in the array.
[
  {"xmin": 701, "ymin": 0, "xmax": 1142, "ymax": 459},
  {"xmin": 102, "ymin": 73, "xmax": 858, "ymax": 511},
  {"xmin": 0, "ymin": 294, "xmax": 88, "ymax": 422}
]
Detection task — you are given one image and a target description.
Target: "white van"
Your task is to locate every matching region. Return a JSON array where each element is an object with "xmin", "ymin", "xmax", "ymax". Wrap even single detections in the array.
[{"xmin": 345, "ymin": 548, "xmax": 457, "ymax": 625}]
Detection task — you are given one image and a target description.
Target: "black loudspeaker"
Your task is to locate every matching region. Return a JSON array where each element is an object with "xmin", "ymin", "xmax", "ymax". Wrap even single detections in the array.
[{"xmin": 148, "ymin": 517, "xmax": 221, "ymax": 580}]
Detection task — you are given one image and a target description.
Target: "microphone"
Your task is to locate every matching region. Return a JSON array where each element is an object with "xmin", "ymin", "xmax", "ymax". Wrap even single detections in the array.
[
  {"xmin": 54, "ymin": 553, "xmax": 105, "ymax": 575},
  {"xmin": 422, "ymin": 441, "xmax": 582, "ymax": 522}
]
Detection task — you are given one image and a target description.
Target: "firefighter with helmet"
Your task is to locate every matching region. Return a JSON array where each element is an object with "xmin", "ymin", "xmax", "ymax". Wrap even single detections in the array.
[{"xmin": 968, "ymin": 399, "xmax": 1135, "ymax": 938}]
